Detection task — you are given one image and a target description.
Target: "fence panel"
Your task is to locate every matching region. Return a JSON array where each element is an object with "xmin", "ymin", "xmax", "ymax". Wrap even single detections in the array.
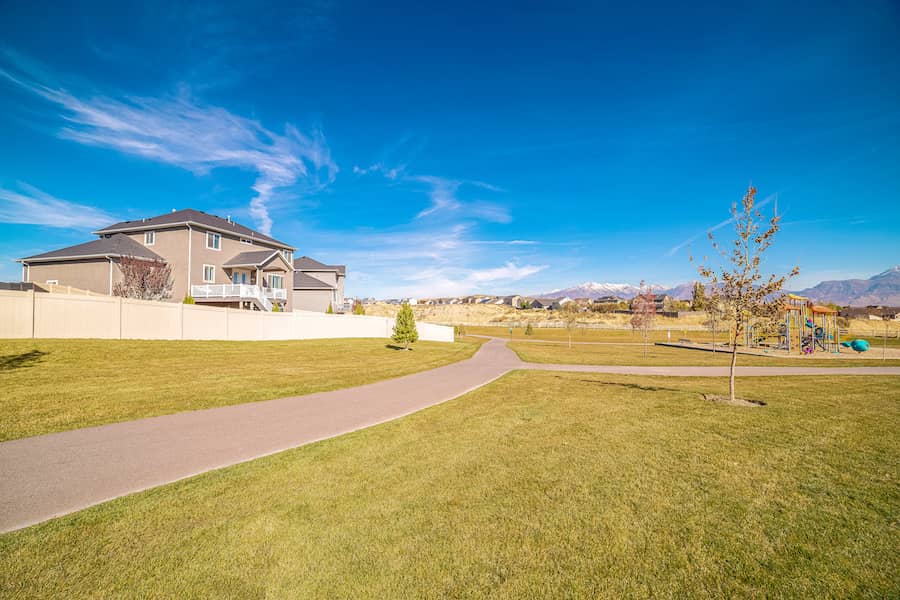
[
  {"xmin": 0, "ymin": 290, "xmax": 34, "ymax": 338},
  {"xmin": 121, "ymin": 299, "xmax": 181, "ymax": 340},
  {"xmin": 0, "ymin": 291, "xmax": 454, "ymax": 342},
  {"xmin": 34, "ymin": 294, "xmax": 119, "ymax": 339},
  {"xmin": 182, "ymin": 304, "xmax": 227, "ymax": 340}
]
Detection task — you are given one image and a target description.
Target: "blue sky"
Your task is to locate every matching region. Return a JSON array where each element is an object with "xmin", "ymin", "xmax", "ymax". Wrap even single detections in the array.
[{"xmin": 1, "ymin": 0, "xmax": 898, "ymax": 297}]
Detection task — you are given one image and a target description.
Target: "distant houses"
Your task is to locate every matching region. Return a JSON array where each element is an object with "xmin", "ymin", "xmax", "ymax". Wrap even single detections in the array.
[
  {"xmin": 838, "ymin": 305, "xmax": 900, "ymax": 321},
  {"xmin": 380, "ymin": 293, "xmax": 580, "ymax": 311},
  {"xmin": 529, "ymin": 297, "xmax": 572, "ymax": 310}
]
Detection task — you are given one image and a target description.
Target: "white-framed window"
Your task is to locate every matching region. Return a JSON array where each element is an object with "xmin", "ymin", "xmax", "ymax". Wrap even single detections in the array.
[
  {"xmin": 46, "ymin": 279, "xmax": 59, "ymax": 285},
  {"xmin": 144, "ymin": 231, "xmax": 155, "ymax": 246},
  {"xmin": 240, "ymin": 237, "xmax": 253, "ymax": 245},
  {"xmin": 206, "ymin": 232, "xmax": 221, "ymax": 250},
  {"xmin": 282, "ymin": 250, "xmax": 293, "ymax": 265},
  {"xmin": 269, "ymin": 274, "xmax": 284, "ymax": 289},
  {"xmin": 202, "ymin": 264, "xmax": 215, "ymax": 283}
]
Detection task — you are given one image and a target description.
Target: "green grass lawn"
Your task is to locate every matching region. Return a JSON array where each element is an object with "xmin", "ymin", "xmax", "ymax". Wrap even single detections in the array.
[
  {"xmin": 0, "ymin": 338, "xmax": 480, "ymax": 441},
  {"xmin": 467, "ymin": 324, "xmax": 900, "ymax": 347},
  {"xmin": 510, "ymin": 340, "xmax": 900, "ymax": 367},
  {"xmin": 2, "ymin": 372, "xmax": 898, "ymax": 597},
  {"xmin": 466, "ymin": 325, "xmax": 719, "ymax": 342}
]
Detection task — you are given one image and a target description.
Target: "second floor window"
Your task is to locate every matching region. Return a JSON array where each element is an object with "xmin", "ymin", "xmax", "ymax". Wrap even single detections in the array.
[
  {"xmin": 282, "ymin": 250, "xmax": 293, "ymax": 265},
  {"xmin": 206, "ymin": 232, "xmax": 221, "ymax": 250},
  {"xmin": 202, "ymin": 264, "xmax": 215, "ymax": 283},
  {"xmin": 144, "ymin": 231, "xmax": 155, "ymax": 245}
]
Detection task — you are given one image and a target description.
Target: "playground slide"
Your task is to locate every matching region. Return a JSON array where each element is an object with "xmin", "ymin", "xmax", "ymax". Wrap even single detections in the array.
[{"xmin": 841, "ymin": 339, "xmax": 870, "ymax": 353}]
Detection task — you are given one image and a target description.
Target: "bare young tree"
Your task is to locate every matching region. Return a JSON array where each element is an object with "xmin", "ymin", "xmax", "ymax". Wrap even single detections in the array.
[
  {"xmin": 113, "ymin": 256, "xmax": 174, "ymax": 301},
  {"xmin": 630, "ymin": 281, "xmax": 656, "ymax": 357},
  {"xmin": 703, "ymin": 298, "xmax": 725, "ymax": 354},
  {"xmin": 565, "ymin": 315, "xmax": 579, "ymax": 348},
  {"xmin": 695, "ymin": 185, "xmax": 798, "ymax": 402}
]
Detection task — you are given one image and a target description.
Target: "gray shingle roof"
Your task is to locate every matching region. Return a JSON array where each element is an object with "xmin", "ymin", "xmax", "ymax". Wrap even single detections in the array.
[
  {"xmin": 293, "ymin": 272, "xmax": 335, "ymax": 289},
  {"xmin": 222, "ymin": 250, "xmax": 282, "ymax": 267},
  {"xmin": 94, "ymin": 208, "xmax": 293, "ymax": 249},
  {"xmin": 295, "ymin": 255, "xmax": 346, "ymax": 274},
  {"xmin": 20, "ymin": 234, "xmax": 164, "ymax": 262}
]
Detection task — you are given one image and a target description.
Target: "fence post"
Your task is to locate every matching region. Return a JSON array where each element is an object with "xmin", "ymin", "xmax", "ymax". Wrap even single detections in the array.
[{"xmin": 118, "ymin": 296, "xmax": 123, "ymax": 339}]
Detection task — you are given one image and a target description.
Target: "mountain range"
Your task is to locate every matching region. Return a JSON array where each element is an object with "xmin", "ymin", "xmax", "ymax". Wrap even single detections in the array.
[{"xmin": 539, "ymin": 266, "xmax": 900, "ymax": 306}]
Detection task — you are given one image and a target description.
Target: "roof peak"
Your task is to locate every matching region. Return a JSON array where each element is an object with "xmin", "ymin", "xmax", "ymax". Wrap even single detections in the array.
[{"xmin": 93, "ymin": 208, "xmax": 294, "ymax": 249}]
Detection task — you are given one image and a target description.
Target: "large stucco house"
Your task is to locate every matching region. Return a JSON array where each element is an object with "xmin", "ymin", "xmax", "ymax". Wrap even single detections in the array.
[{"xmin": 18, "ymin": 209, "xmax": 345, "ymax": 313}]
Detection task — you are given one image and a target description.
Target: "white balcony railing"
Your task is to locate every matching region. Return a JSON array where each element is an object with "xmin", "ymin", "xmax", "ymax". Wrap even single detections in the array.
[
  {"xmin": 263, "ymin": 288, "xmax": 287, "ymax": 300},
  {"xmin": 190, "ymin": 284, "xmax": 277, "ymax": 311}
]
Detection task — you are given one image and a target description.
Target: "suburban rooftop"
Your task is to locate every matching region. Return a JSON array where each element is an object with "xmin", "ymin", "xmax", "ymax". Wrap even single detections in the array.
[
  {"xmin": 20, "ymin": 233, "xmax": 164, "ymax": 263},
  {"xmin": 294, "ymin": 256, "xmax": 346, "ymax": 275},
  {"xmin": 93, "ymin": 208, "xmax": 295, "ymax": 250}
]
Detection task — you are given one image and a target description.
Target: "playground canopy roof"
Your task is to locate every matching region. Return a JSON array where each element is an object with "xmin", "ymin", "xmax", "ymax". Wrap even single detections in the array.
[
  {"xmin": 810, "ymin": 304, "xmax": 837, "ymax": 314},
  {"xmin": 782, "ymin": 294, "xmax": 837, "ymax": 314}
]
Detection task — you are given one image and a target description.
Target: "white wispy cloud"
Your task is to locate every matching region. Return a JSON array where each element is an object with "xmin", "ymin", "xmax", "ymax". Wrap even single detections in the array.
[
  {"xmin": 352, "ymin": 163, "xmax": 405, "ymax": 180},
  {"xmin": 665, "ymin": 192, "xmax": 777, "ymax": 257},
  {"xmin": 0, "ymin": 51, "xmax": 335, "ymax": 235},
  {"xmin": 396, "ymin": 261, "xmax": 547, "ymax": 298},
  {"xmin": 409, "ymin": 175, "xmax": 510, "ymax": 223},
  {"xmin": 0, "ymin": 182, "xmax": 115, "ymax": 229},
  {"xmin": 467, "ymin": 262, "xmax": 546, "ymax": 283},
  {"xmin": 300, "ymin": 221, "xmax": 548, "ymax": 298},
  {"xmin": 470, "ymin": 239, "xmax": 539, "ymax": 245}
]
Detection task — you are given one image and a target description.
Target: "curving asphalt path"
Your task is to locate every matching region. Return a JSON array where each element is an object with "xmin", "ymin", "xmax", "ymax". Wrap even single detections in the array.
[{"xmin": 2, "ymin": 337, "xmax": 898, "ymax": 533}]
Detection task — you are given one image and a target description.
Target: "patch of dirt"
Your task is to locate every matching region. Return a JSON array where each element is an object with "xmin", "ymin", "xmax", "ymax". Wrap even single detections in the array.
[{"xmin": 703, "ymin": 393, "xmax": 766, "ymax": 407}]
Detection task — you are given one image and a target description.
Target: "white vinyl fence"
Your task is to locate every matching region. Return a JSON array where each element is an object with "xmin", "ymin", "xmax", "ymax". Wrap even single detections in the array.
[{"xmin": 0, "ymin": 290, "xmax": 453, "ymax": 342}]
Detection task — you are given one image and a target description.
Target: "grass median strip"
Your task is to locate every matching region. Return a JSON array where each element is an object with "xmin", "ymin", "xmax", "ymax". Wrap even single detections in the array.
[
  {"xmin": 0, "ymin": 338, "xmax": 481, "ymax": 441},
  {"xmin": 1, "ymin": 372, "xmax": 897, "ymax": 597}
]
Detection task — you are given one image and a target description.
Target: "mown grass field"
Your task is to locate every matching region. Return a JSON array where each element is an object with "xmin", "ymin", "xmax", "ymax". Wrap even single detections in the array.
[
  {"xmin": 509, "ymin": 340, "xmax": 900, "ymax": 367},
  {"xmin": 466, "ymin": 325, "xmax": 719, "ymax": 342},
  {"xmin": 1, "ymin": 371, "xmax": 897, "ymax": 597},
  {"xmin": 467, "ymin": 324, "xmax": 900, "ymax": 346},
  {"xmin": 0, "ymin": 338, "xmax": 481, "ymax": 441}
]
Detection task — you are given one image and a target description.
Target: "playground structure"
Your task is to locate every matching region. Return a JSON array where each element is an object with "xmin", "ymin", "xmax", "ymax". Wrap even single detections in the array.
[{"xmin": 747, "ymin": 294, "xmax": 842, "ymax": 355}]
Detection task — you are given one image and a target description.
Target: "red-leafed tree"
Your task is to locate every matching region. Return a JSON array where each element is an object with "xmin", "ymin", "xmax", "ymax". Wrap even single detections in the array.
[
  {"xmin": 630, "ymin": 280, "xmax": 656, "ymax": 357},
  {"xmin": 113, "ymin": 256, "xmax": 174, "ymax": 301}
]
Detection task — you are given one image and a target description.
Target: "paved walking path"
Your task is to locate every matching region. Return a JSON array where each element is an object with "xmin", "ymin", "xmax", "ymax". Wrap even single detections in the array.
[{"xmin": 2, "ymin": 337, "xmax": 898, "ymax": 533}]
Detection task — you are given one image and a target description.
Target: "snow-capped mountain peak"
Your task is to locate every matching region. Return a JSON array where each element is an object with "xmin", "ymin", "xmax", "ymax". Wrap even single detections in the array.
[{"xmin": 539, "ymin": 281, "xmax": 671, "ymax": 299}]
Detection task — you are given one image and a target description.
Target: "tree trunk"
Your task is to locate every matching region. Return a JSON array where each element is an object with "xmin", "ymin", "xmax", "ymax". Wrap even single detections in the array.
[
  {"xmin": 405, "ymin": 339, "xmax": 410, "ymax": 351},
  {"xmin": 729, "ymin": 339, "xmax": 738, "ymax": 402}
]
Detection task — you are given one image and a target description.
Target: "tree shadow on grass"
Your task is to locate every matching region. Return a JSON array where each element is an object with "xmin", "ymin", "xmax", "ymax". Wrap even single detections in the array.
[
  {"xmin": 564, "ymin": 377, "xmax": 685, "ymax": 395},
  {"xmin": 0, "ymin": 350, "xmax": 49, "ymax": 372},
  {"xmin": 385, "ymin": 344, "xmax": 413, "ymax": 351}
]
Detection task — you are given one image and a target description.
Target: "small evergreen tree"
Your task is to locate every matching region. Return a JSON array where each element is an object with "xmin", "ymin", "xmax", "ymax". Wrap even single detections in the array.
[
  {"xmin": 392, "ymin": 302, "xmax": 419, "ymax": 350},
  {"xmin": 182, "ymin": 295, "xmax": 195, "ymax": 304},
  {"xmin": 272, "ymin": 303, "xmax": 281, "ymax": 312},
  {"xmin": 326, "ymin": 303, "xmax": 334, "ymax": 314},
  {"xmin": 352, "ymin": 299, "xmax": 365, "ymax": 315},
  {"xmin": 525, "ymin": 323, "xmax": 534, "ymax": 336}
]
